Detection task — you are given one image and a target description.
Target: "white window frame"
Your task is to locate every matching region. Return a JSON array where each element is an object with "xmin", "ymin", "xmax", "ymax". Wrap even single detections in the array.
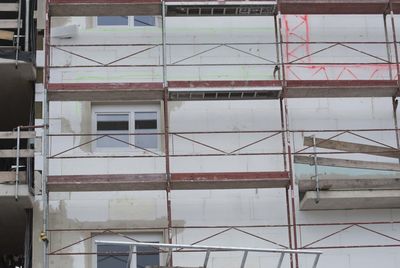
[
  {"xmin": 92, "ymin": 103, "xmax": 161, "ymax": 153},
  {"xmin": 94, "ymin": 16, "xmax": 158, "ymax": 28},
  {"xmin": 92, "ymin": 233, "xmax": 164, "ymax": 268}
]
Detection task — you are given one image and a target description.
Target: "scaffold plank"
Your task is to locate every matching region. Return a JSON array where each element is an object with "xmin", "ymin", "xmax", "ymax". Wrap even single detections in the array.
[
  {"xmin": 0, "ymin": 172, "xmax": 27, "ymax": 184},
  {"xmin": 285, "ymin": 80, "xmax": 398, "ymax": 98},
  {"xmin": 0, "ymin": 131, "xmax": 35, "ymax": 139},
  {"xmin": 170, "ymin": 80, "xmax": 398, "ymax": 98},
  {"xmin": 46, "ymin": 80, "xmax": 399, "ymax": 100},
  {"xmin": 171, "ymin": 172, "xmax": 290, "ymax": 189},
  {"xmin": 294, "ymin": 155, "xmax": 400, "ymax": 171},
  {"xmin": 279, "ymin": 0, "xmax": 390, "ymax": 14},
  {"xmin": 303, "ymin": 136, "xmax": 400, "ymax": 159},
  {"xmin": 165, "ymin": 1, "xmax": 277, "ymax": 16},
  {"xmin": 0, "ymin": 149, "xmax": 34, "ymax": 158},
  {"xmin": 47, "ymin": 172, "xmax": 289, "ymax": 191},
  {"xmin": 0, "ymin": 3, "xmax": 19, "ymax": 12},
  {"xmin": 47, "ymin": 82, "xmax": 164, "ymax": 101},
  {"xmin": 168, "ymin": 80, "xmax": 281, "ymax": 88},
  {"xmin": 298, "ymin": 177, "xmax": 400, "ymax": 192},
  {"xmin": 393, "ymin": 0, "xmax": 400, "ymax": 13},
  {"xmin": 49, "ymin": 0, "xmax": 161, "ymax": 16},
  {"xmin": 47, "ymin": 174, "xmax": 167, "ymax": 191}
]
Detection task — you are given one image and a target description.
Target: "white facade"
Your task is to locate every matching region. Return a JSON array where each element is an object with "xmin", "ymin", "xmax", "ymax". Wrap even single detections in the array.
[{"xmin": 32, "ymin": 11, "xmax": 400, "ymax": 268}]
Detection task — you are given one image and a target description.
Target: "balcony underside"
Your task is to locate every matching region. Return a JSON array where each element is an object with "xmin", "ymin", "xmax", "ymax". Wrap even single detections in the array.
[
  {"xmin": 300, "ymin": 190, "xmax": 400, "ymax": 210},
  {"xmin": 297, "ymin": 162, "xmax": 400, "ymax": 210},
  {"xmin": 48, "ymin": 0, "xmax": 400, "ymax": 16},
  {"xmin": 0, "ymin": 188, "xmax": 32, "ymax": 256},
  {"xmin": 47, "ymin": 80, "xmax": 399, "ymax": 101},
  {"xmin": 0, "ymin": 60, "xmax": 35, "ymax": 130},
  {"xmin": 0, "ymin": 184, "xmax": 33, "ymax": 208},
  {"xmin": 47, "ymin": 171, "xmax": 289, "ymax": 191}
]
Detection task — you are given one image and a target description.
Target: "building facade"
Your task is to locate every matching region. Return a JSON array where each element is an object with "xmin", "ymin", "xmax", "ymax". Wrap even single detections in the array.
[{"xmin": 1, "ymin": 0, "xmax": 400, "ymax": 267}]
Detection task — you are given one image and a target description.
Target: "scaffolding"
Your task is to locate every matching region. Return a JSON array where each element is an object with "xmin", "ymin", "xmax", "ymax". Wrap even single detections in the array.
[{"xmin": 41, "ymin": 0, "xmax": 400, "ymax": 268}]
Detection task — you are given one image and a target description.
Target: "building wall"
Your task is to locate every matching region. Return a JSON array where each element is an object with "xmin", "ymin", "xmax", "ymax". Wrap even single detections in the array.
[{"xmin": 32, "ymin": 14, "xmax": 400, "ymax": 268}]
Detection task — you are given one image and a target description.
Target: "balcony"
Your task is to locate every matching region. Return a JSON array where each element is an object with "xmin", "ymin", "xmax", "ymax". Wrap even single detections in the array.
[
  {"xmin": 0, "ymin": 1, "xmax": 36, "ymax": 64},
  {"xmin": 294, "ymin": 131, "xmax": 400, "ymax": 210},
  {"xmin": 0, "ymin": 131, "xmax": 35, "ymax": 206}
]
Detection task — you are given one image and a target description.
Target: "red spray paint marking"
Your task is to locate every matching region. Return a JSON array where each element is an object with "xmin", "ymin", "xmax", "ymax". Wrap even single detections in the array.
[
  {"xmin": 282, "ymin": 15, "xmax": 395, "ymax": 81},
  {"xmin": 287, "ymin": 64, "xmax": 395, "ymax": 80}
]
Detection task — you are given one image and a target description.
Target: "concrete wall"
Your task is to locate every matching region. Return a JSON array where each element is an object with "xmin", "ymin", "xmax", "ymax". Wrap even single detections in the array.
[{"xmin": 32, "ymin": 14, "xmax": 400, "ymax": 268}]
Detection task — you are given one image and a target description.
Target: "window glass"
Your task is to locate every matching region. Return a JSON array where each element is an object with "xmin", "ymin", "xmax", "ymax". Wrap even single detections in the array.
[
  {"xmin": 134, "ymin": 16, "xmax": 156, "ymax": 26},
  {"xmin": 97, "ymin": 16, "xmax": 129, "ymax": 26},
  {"xmin": 135, "ymin": 112, "xmax": 158, "ymax": 149},
  {"xmin": 137, "ymin": 245, "xmax": 160, "ymax": 268},
  {"xmin": 96, "ymin": 114, "xmax": 129, "ymax": 148},
  {"xmin": 96, "ymin": 244, "xmax": 160, "ymax": 268},
  {"xmin": 97, "ymin": 244, "xmax": 129, "ymax": 268}
]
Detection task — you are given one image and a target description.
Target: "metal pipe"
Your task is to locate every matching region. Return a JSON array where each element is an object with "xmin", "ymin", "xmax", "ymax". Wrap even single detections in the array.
[
  {"xmin": 391, "ymin": 97, "xmax": 400, "ymax": 164},
  {"xmin": 15, "ymin": 0, "xmax": 22, "ymax": 67},
  {"xmin": 94, "ymin": 241, "xmax": 322, "ymax": 255},
  {"xmin": 383, "ymin": 14, "xmax": 393, "ymax": 80},
  {"xmin": 278, "ymin": 10, "xmax": 299, "ymax": 268},
  {"xmin": 25, "ymin": 0, "xmax": 30, "ymax": 52},
  {"xmin": 50, "ymin": 41, "xmax": 395, "ymax": 48},
  {"xmin": 15, "ymin": 126, "xmax": 21, "ymax": 201},
  {"xmin": 43, "ymin": 0, "xmax": 51, "ymax": 267},
  {"xmin": 312, "ymin": 254, "xmax": 321, "ymax": 268},
  {"xmin": 312, "ymin": 135, "xmax": 320, "ymax": 203},
  {"xmin": 45, "ymin": 220, "xmax": 400, "ymax": 231},
  {"xmin": 240, "ymin": 250, "xmax": 248, "ymax": 268},
  {"xmin": 285, "ymin": 186, "xmax": 294, "ymax": 268},
  {"xmin": 388, "ymin": 5, "xmax": 400, "ymax": 163},
  {"xmin": 203, "ymin": 249, "xmax": 210, "ymax": 268},
  {"xmin": 389, "ymin": 6, "xmax": 400, "ymax": 89},
  {"xmin": 162, "ymin": 2, "xmax": 173, "ymax": 266},
  {"xmin": 126, "ymin": 245, "xmax": 133, "ymax": 268},
  {"xmin": 46, "ymin": 127, "xmax": 400, "ymax": 137},
  {"xmin": 276, "ymin": 252, "xmax": 285, "ymax": 268}
]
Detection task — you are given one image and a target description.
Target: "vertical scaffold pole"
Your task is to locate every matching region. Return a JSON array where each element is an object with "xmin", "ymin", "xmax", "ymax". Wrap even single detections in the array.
[
  {"xmin": 389, "ymin": 3, "xmax": 400, "ymax": 89},
  {"xmin": 43, "ymin": 0, "xmax": 51, "ymax": 267},
  {"xmin": 275, "ymin": 10, "xmax": 294, "ymax": 268},
  {"xmin": 15, "ymin": 126, "xmax": 21, "ymax": 201},
  {"xmin": 389, "ymin": 4, "xmax": 400, "ymax": 161},
  {"xmin": 278, "ymin": 11, "xmax": 299, "ymax": 268},
  {"xmin": 16, "ymin": 0, "xmax": 22, "ymax": 67},
  {"xmin": 162, "ymin": 1, "xmax": 173, "ymax": 266}
]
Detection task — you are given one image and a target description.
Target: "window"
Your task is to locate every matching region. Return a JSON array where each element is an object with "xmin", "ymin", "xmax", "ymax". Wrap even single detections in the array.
[
  {"xmin": 135, "ymin": 112, "xmax": 158, "ymax": 149},
  {"xmin": 97, "ymin": 16, "xmax": 129, "ymax": 26},
  {"xmin": 96, "ymin": 113, "xmax": 129, "ymax": 148},
  {"xmin": 92, "ymin": 104, "xmax": 160, "ymax": 151},
  {"xmin": 134, "ymin": 16, "xmax": 156, "ymax": 27},
  {"xmin": 97, "ymin": 244, "xmax": 159, "ymax": 268},
  {"xmin": 96, "ymin": 16, "xmax": 156, "ymax": 27},
  {"xmin": 94, "ymin": 233, "xmax": 162, "ymax": 268}
]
